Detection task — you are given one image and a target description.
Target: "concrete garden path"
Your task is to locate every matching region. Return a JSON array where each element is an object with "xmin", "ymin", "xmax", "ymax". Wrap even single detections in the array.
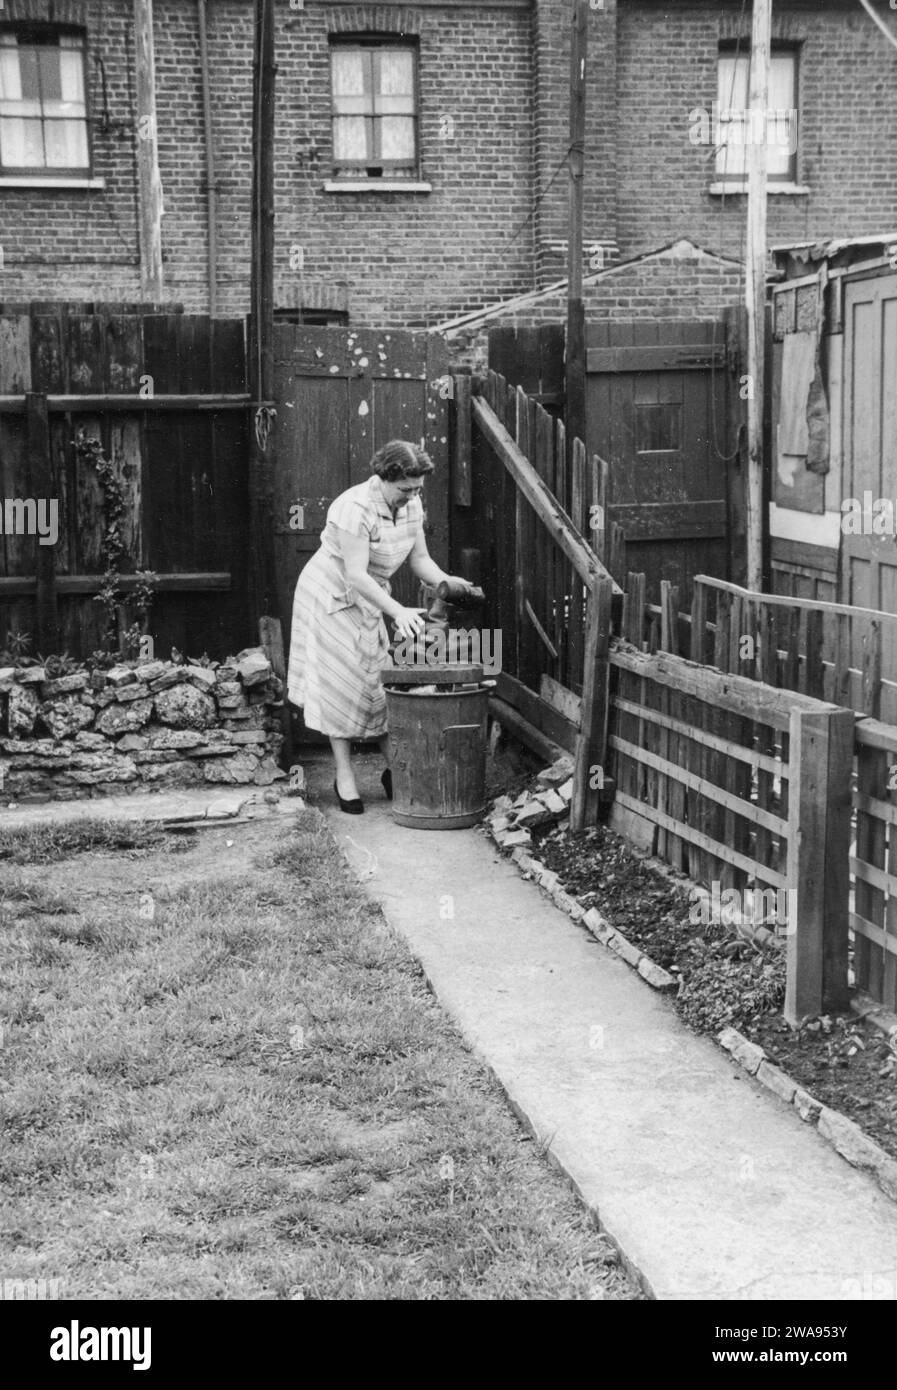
[{"xmin": 313, "ymin": 752, "xmax": 897, "ymax": 1301}]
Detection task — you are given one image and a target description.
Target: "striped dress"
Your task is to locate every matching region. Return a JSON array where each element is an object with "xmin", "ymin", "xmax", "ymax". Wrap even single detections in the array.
[{"xmin": 287, "ymin": 475, "xmax": 423, "ymax": 739}]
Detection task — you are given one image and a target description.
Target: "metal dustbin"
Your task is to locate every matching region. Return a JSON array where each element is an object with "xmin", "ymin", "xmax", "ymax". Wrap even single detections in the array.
[{"xmin": 381, "ymin": 663, "xmax": 492, "ymax": 829}]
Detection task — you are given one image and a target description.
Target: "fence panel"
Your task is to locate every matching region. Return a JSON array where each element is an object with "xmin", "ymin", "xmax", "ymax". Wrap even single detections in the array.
[
  {"xmin": 0, "ymin": 305, "xmax": 250, "ymax": 662},
  {"xmin": 608, "ymin": 645, "xmax": 852, "ymax": 1022}
]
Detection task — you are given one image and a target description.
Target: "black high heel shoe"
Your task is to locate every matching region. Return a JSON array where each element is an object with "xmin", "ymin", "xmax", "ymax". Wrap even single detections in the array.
[
  {"xmin": 334, "ymin": 779, "xmax": 364, "ymax": 815},
  {"xmin": 381, "ymin": 768, "xmax": 393, "ymax": 801}
]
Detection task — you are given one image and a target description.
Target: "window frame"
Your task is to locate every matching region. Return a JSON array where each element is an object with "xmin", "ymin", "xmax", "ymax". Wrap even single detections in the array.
[
  {"xmin": 328, "ymin": 34, "xmax": 421, "ymax": 182},
  {"xmin": 0, "ymin": 23, "xmax": 93, "ymax": 178},
  {"xmin": 714, "ymin": 41, "xmax": 800, "ymax": 188}
]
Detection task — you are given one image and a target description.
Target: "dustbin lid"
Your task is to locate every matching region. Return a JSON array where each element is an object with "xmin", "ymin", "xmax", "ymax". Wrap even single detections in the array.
[{"xmin": 380, "ymin": 663, "xmax": 484, "ymax": 687}]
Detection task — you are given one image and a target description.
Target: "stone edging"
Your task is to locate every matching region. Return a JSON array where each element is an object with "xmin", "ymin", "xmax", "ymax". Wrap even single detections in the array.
[
  {"xmin": 718, "ymin": 1025, "xmax": 897, "ymax": 1204},
  {"xmin": 488, "ymin": 793, "xmax": 897, "ymax": 1204},
  {"xmin": 487, "ymin": 814, "xmax": 679, "ymax": 993}
]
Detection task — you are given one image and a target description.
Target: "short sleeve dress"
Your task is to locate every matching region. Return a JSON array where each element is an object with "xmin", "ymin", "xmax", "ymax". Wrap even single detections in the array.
[{"xmin": 287, "ymin": 475, "xmax": 424, "ymax": 738}]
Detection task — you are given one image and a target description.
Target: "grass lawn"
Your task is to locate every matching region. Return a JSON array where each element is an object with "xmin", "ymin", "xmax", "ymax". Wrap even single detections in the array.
[{"xmin": 0, "ymin": 809, "xmax": 640, "ymax": 1300}]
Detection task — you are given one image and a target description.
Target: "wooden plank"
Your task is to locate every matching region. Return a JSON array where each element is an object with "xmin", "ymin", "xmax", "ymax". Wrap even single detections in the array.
[
  {"xmin": 571, "ymin": 575, "xmax": 612, "ymax": 830},
  {"xmin": 770, "ymin": 537, "xmax": 839, "ymax": 575},
  {"xmin": 690, "ymin": 581, "xmax": 708, "ymax": 663},
  {"xmin": 471, "ymin": 396, "xmax": 619, "ymax": 592},
  {"xmin": 495, "ymin": 671, "xmax": 578, "ymax": 755},
  {"xmin": 615, "ymin": 791, "xmax": 788, "ymax": 890},
  {"xmin": 488, "ymin": 696, "xmax": 567, "ymax": 766},
  {"xmin": 25, "ymin": 392, "xmax": 58, "ymax": 651},
  {"xmin": 514, "ymin": 384, "xmax": 535, "ymax": 687},
  {"xmin": 696, "ymin": 572, "xmax": 897, "ymax": 627},
  {"xmin": 785, "ymin": 706, "xmax": 854, "ymax": 1024},
  {"xmin": 451, "ymin": 374, "xmax": 472, "ymax": 507},
  {"xmin": 525, "ymin": 598, "xmax": 558, "ymax": 658},
  {"xmin": 614, "ymin": 696, "xmax": 783, "ymax": 775},
  {"xmin": 610, "ymin": 646, "xmax": 838, "ymax": 732},
  {"xmin": 862, "ymin": 620, "xmax": 882, "ymax": 717},
  {"xmin": 540, "ymin": 673, "xmax": 581, "ymax": 725},
  {"xmin": 610, "ymin": 736, "xmax": 787, "ymax": 835},
  {"xmin": 849, "ymin": 913, "xmax": 897, "ymax": 957},
  {"xmin": 587, "ymin": 344, "xmax": 726, "ymax": 372},
  {"xmin": 0, "ymin": 572, "xmax": 231, "ymax": 595}
]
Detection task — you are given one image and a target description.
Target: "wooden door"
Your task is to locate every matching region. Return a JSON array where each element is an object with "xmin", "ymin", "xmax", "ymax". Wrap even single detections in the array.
[
  {"xmin": 586, "ymin": 321, "xmax": 734, "ymax": 606},
  {"xmin": 272, "ymin": 327, "xmax": 451, "ymax": 729},
  {"xmin": 841, "ymin": 274, "xmax": 897, "ymax": 686}
]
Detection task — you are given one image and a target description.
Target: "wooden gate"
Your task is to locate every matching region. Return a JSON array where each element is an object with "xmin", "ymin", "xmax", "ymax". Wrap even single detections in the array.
[
  {"xmin": 272, "ymin": 326, "xmax": 451, "ymax": 733},
  {"xmin": 586, "ymin": 320, "xmax": 739, "ymax": 606}
]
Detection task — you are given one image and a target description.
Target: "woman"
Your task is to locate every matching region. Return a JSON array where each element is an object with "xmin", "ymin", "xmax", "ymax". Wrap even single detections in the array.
[{"xmin": 287, "ymin": 439, "xmax": 470, "ymax": 813}]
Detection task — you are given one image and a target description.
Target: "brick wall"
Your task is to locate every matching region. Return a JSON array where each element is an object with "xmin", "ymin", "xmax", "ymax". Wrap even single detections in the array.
[
  {"xmin": 445, "ymin": 241, "xmax": 745, "ymax": 372},
  {"xmin": 272, "ymin": 1, "xmax": 535, "ymax": 327},
  {"xmin": 615, "ymin": 0, "xmax": 897, "ymax": 261},
  {"xmin": 2, "ymin": 0, "xmax": 895, "ymax": 323}
]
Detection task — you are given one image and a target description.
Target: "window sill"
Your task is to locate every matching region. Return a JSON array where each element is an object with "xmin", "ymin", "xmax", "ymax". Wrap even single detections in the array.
[
  {"xmin": 0, "ymin": 175, "xmax": 106, "ymax": 189},
  {"xmin": 709, "ymin": 181, "xmax": 810, "ymax": 197},
  {"xmin": 323, "ymin": 179, "xmax": 432, "ymax": 194}
]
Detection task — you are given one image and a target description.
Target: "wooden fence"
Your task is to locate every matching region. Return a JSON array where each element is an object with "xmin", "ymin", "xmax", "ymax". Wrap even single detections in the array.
[
  {"xmin": 620, "ymin": 568, "xmax": 897, "ymax": 1015},
  {"xmin": 608, "ymin": 627, "xmax": 854, "ymax": 1024},
  {"xmin": 0, "ymin": 304, "xmax": 251, "ymax": 662},
  {"xmin": 644, "ymin": 573, "xmax": 897, "ymax": 723},
  {"xmin": 465, "ymin": 370, "xmax": 620, "ymax": 828}
]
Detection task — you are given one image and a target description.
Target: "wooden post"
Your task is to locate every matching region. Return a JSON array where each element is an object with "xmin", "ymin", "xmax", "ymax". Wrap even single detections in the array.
[
  {"xmin": 571, "ymin": 574, "xmax": 612, "ymax": 831},
  {"xmin": 247, "ymin": 0, "xmax": 277, "ymax": 626},
  {"xmin": 134, "ymin": 0, "xmax": 164, "ymax": 300},
  {"xmin": 452, "ymin": 374, "xmax": 472, "ymax": 507},
  {"xmin": 745, "ymin": 0, "xmax": 771, "ymax": 592},
  {"xmin": 26, "ymin": 391, "xmax": 58, "ymax": 652},
  {"xmin": 785, "ymin": 705, "xmax": 853, "ymax": 1024},
  {"xmin": 565, "ymin": 0, "xmax": 588, "ymax": 460}
]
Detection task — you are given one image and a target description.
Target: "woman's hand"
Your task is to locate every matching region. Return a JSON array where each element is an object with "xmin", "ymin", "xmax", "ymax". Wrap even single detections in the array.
[{"xmin": 392, "ymin": 607, "xmax": 427, "ymax": 640}]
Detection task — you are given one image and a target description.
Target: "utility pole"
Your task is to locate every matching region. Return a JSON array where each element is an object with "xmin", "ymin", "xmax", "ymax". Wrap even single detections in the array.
[
  {"xmin": 248, "ymin": 0, "xmax": 277, "ymax": 625},
  {"xmin": 565, "ymin": 0, "xmax": 588, "ymax": 465},
  {"xmin": 745, "ymin": 0, "xmax": 771, "ymax": 592},
  {"xmin": 134, "ymin": 0, "xmax": 164, "ymax": 300}
]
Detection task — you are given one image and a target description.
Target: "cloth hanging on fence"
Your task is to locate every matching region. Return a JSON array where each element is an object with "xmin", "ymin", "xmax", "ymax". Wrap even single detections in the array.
[{"xmin": 805, "ymin": 263, "xmax": 831, "ymax": 476}]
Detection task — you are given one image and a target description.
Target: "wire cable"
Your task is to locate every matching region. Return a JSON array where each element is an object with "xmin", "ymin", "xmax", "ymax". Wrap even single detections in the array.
[{"xmin": 858, "ymin": 0, "xmax": 897, "ymax": 54}]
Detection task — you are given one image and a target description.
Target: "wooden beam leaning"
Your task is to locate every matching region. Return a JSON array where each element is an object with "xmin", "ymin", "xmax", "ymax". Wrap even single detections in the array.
[
  {"xmin": 471, "ymin": 396, "xmax": 621, "ymax": 595},
  {"xmin": 785, "ymin": 705, "xmax": 854, "ymax": 1024}
]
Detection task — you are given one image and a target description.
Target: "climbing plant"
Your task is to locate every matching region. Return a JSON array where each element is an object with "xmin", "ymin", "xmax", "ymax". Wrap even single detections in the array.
[{"xmin": 73, "ymin": 428, "xmax": 157, "ymax": 658}]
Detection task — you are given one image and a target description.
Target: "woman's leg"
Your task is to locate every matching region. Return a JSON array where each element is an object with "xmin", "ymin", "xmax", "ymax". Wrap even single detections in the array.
[
  {"xmin": 379, "ymin": 733, "xmax": 390, "ymax": 764},
  {"xmin": 330, "ymin": 737, "xmax": 359, "ymax": 800}
]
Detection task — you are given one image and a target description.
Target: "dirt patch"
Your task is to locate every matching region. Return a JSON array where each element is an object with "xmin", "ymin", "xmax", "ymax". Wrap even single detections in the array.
[{"xmin": 532, "ymin": 820, "xmax": 897, "ymax": 1162}]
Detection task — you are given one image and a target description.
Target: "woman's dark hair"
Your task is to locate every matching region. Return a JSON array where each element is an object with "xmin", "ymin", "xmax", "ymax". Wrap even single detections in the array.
[{"xmin": 370, "ymin": 440, "xmax": 435, "ymax": 482}]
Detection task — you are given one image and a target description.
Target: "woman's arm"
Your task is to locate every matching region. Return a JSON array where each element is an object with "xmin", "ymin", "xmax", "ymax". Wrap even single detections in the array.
[
  {"xmin": 338, "ymin": 528, "xmax": 426, "ymax": 638},
  {"xmin": 338, "ymin": 529, "xmax": 403, "ymax": 616},
  {"xmin": 408, "ymin": 527, "xmax": 452, "ymax": 588}
]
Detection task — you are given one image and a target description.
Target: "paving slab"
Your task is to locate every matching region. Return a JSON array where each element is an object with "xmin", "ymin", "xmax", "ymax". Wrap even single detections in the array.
[
  {"xmin": 313, "ymin": 754, "xmax": 897, "ymax": 1301},
  {"xmin": 0, "ymin": 787, "xmax": 298, "ymax": 830}
]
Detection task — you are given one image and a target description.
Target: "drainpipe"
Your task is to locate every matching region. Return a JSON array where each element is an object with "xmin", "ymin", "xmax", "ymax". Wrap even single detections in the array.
[{"xmin": 197, "ymin": 0, "xmax": 218, "ymax": 316}]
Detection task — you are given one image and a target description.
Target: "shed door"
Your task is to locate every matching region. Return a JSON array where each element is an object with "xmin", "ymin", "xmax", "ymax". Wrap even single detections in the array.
[
  {"xmin": 841, "ymin": 275, "xmax": 897, "ymax": 658},
  {"xmin": 585, "ymin": 320, "xmax": 734, "ymax": 606}
]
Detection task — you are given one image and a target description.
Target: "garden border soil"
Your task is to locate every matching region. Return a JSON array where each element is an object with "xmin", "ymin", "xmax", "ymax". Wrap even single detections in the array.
[{"xmin": 485, "ymin": 796, "xmax": 897, "ymax": 1207}]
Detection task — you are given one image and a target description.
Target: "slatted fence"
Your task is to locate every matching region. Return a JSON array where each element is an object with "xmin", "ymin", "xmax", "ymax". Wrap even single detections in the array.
[
  {"xmin": 607, "ymin": 637, "xmax": 854, "ymax": 1024},
  {"xmin": 466, "ymin": 370, "xmax": 620, "ymax": 828}
]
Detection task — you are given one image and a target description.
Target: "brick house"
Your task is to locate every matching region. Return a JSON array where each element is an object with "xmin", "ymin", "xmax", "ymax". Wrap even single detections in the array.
[{"xmin": 1, "ymin": 0, "xmax": 896, "ymax": 328}]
